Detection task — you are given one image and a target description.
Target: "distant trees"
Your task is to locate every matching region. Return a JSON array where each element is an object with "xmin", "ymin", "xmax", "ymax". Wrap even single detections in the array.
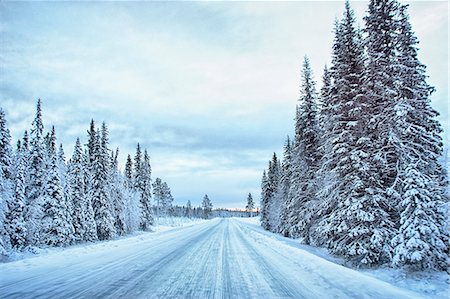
[
  {"xmin": 201, "ymin": 194, "xmax": 213, "ymax": 219},
  {"xmin": 0, "ymin": 100, "xmax": 169, "ymax": 258},
  {"xmin": 245, "ymin": 193, "xmax": 255, "ymax": 216},
  {"xmin": 260, "ymin": 0, "xmax": 448, "ymax": 271},
  {"xmin": 153, "ymin": 177, "xmax": 174, "ymax": 218}
]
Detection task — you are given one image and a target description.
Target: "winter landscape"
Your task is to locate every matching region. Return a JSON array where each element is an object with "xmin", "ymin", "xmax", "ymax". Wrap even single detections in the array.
[{"xmin": 0, "ymin": 1, "xmax": 449, "ymax": 299}]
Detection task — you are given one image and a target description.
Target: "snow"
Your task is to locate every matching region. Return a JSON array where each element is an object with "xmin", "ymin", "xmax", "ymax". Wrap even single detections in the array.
[
  {"xmin": 236, "ymin": 217, "xmax": 449, "ymax": 299},
  {"xmin": 1, "ymin": 217, "xmax": 446, "ymax": 299}
]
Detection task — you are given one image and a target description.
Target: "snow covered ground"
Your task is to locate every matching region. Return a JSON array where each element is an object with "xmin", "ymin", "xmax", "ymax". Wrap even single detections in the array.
[
  {"xmin": 239, "ymin": 217, "xmax": 449, "ymax": 299},
  {"xmin": 0, "ymin": 217, "xmax": 447, "ymax": 299},
  {"xmin": 3, "ymin": 217, "xmax": 207, "ymax": 263}
]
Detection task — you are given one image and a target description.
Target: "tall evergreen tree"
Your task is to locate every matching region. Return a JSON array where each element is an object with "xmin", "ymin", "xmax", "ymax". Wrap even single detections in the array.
[
  {"xmin": 124, "ymin": 154, "xmax": 133, "ymax": 189},
  {"xmin": 364, "ymin": 0, "xmax": 401, "ymax": 224},
  {"xmin": 110, "ymin": 148, "xmax": 127, "ymax": 235},
  {"xmin": 5, "ymin": 142, "xmax": 27, "ymax": 249},
  {"xmin": 153, "ymin": 177, "xmax": 171, "ymax": 218},
  {"xmin": 123, "ymin": 153, "xmax": 140, "ymax": 232},
  {"xmin": 25, "ymin": 99, "xmax": 46, "ymax": 246},
  {"xmin": 260, "ymin": 170, "xmax": 271, "ymax": 230},
  {"xmin": 0, "ymin": 109, "xmax": 13, "ymax": 257},
  {"xmin": 68, "ymin": 138, "xmax": 97, "ymax": 242},
  {"xmin": 139, "ymin": 149, "xmax": 153, "ymax": 230},
  {"xmin": 88, "ymin": 122, "xmax": 116, "ymax": 240},
  {"xmin": 390, "ymin": 5, "xmax": 448, "ymax": 270},
  {"xmin": 321, "ymin": 2, "xmax": 394, "ymax": 265},
  {"xmin": 0, "ymin": 109, "xmax": 12, "ymax": 180},
  {"xmin": 287, "ymin": 57, "xmax": 320, "ymax": 242},
  {"xmin": 278, "ymin": 136, "xmax": 293, "ymax": 236},
  {"xmin": 267, "ymin": 153, "xmax": 281, "ymax": 232},
  {"xmin": 134, "ymin": 143, "xmax": 143, "ymax": 192},
  {"xmin": 41, "ymin": 127, "xmax": 74, "ymax": 246}
]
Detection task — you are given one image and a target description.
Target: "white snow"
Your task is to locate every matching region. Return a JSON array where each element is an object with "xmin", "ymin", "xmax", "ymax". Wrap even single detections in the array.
[{"xmin": 0, "ymin": 217, "xmax": 447, "ymax": 299}]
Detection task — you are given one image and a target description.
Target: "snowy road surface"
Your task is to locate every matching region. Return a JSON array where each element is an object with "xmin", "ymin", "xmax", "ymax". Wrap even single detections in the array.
[{"xmin": 0, "ymin": 218, "xmax": 425, "ymax": 299}]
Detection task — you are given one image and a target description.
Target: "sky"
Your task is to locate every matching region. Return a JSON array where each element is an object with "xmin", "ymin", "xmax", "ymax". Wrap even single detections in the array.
[{"xmin": 0, "ymin": 1, "xmax": 448, "ymax": 208}]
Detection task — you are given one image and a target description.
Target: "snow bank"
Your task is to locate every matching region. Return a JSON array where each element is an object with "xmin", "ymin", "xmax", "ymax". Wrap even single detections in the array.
[
  {"xmin": 3, "ymin": 217, "xmax": 207, "ymax": 263},
  {"xmin": 152, "ymin": 217, "xmax": 208, "ymax": 232},
  {"xmin": 233, "ymin": 217, "xmax": 449, "ymax": 299}
]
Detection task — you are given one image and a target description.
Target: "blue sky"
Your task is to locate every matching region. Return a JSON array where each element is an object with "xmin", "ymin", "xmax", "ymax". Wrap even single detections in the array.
[{"xmin": 1, "ymin": 1, "xmax": 448, "ymax": 208}]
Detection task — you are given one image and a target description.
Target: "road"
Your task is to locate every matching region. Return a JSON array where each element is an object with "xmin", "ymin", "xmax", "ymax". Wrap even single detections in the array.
[{"xmin": 0, "ymin": 218, "xmax": 424, "ymax": 299}]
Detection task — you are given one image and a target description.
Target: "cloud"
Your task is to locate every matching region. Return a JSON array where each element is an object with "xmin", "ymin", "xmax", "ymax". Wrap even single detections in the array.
[{"xmin": 1, "ymin": 1, "xmax": 447, "ymax": 207}]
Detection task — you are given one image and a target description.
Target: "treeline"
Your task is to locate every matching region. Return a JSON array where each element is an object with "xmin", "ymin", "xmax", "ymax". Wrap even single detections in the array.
[
  {"xmin": 260, "ymin": 0, "xmax": 448, "ymax": 271},
  {"xmin": 0, "ymin": 100, "xmax": 203, "ymax": 260}
]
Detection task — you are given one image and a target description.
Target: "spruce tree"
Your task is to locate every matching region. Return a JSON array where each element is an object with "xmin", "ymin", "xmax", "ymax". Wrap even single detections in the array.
[
  {"xmin": 0, "ymin": 167, "xmax": 10, "ymax": 258},
  {"xmin": 287, "ymin": 57, "xmax": 320, "ymax": 242},
  {"xmin": 110, "ymin": 148, "xmax": 127, "ymax": 235},
  {"xmin": 0, "ymin": 109, "xmax": 13, "ymax": 257},
  {"xmin": 321, "ymin": 2, "xmax": 394, "ymax": 265},
  {"xmin": 278, "ymin": 137, "xmax": 293, "ymax": 236},
  {"xmin": 41, "ymin": 127, "xmax": 74, "ymax": 246},
  {"xmin": 152, "ymin": 178, "xmax": 164, "ymax": 217},
  {"xmin": 123, "ymin": 153, "xmax": 139, "ymax": 232},
  {"xmin": 364, "ymin": 0, "xmax": 400, "ymax": 224},
  {"xmin": 125, "ymin": 154, "xmax": 133, "ymax": 189},
  {"xmin": 25, "ymin": 99, "xmax": 46, "ymax": 246},
  {"xmin": 267, "ymin": 153, "xmax": 281, "ymax": 232},
  {"xmin": 260, "ymin": 170, "xmax": 271, "ymax": 230},
  {"xmin": 185, "ymin": 200, "xmax": 192, "ymax": 218},
  {"xmin": 139, "ymin": 149, "xmax": 153, "ymax": 230},
  {"xmin": 88, "ymin": 122, "xmax": 116, "ymax": 240},
  {"xmin": 201, "ymin": 194, "xmax": 213, "ymax": 219},
  {"xmin": 5, "ymin": 142, "xmax": 27, "ymax": 249},
  {"xmin": 0, "ymin": 109, "xmax": 12, "ymax": 180},
  {"xmin": 245, "ymin": 193, "xmax": 255, "ymax": 216},
  {"xmin": 390, "ymin": 5, "xmax": 448, "ymax": 270}
]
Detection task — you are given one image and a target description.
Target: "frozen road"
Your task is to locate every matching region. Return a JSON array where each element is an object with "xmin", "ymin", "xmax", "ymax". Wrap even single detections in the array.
[{"xmin": 0, "ymin": 218, "xmax": 425, "ymax": 299}]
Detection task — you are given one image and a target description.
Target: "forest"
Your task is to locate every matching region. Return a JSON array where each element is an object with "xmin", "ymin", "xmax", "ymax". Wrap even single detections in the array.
[
  {"xmin": 259, "ymin": 1, "xmax": 449, "ymax": 271},
  {"xmin": 0, "ymin": 100, "xmax": 223, "ymax": 260}
]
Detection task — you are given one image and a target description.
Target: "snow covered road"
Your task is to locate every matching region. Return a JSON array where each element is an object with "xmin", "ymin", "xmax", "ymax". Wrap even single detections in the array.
[{"xmin": 0, "ymin": 218, "xmax": 426, "ymax": 299}]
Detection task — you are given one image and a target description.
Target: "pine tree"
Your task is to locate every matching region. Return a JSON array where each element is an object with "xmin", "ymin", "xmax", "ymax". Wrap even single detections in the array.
[
  {"xmin": 25, "ymin": 99, "xmax": 46, "ymax": 246},
  {"xmin": 314, "ymin": 65, "xmax": 338, "ymax": 246},
  {"xmin": 267, "ymin": 153, "xmax": 282, "ymax": 232},
  {"xmin": 390, "ymin": 5, "xmax": 448, "ymax": 270},
  {"xmin": 185, "ymin": 200, "xmax": 192, "ymax": 218},
  {"xmin": 245, "ymin": 193, "xmax": 255, "ymax": 216},
  {"xmin": 88, "ymin": 122, "xmax": 116, "ymax": 240},
  {"xmin": 68, "ymin": 138, "xmax": 97, "ymax": 242},
  {"xmin": 260, "ymin": 170, "xmax": 271, "ymax": 230},
  {"xmin": 319, "ymin": 2, "xmax": 395, "ymax": 265},
  {"xmin": 0, "ymin": 109, "xmax": 12, "ymax": 180},
  {"xmin": 41, "ymin": 127, "xmax": 74, "ymax": 246},
  {"xmin": 134, "ymin": 143, "xmax": 143, "ymax": 192},
  {"xmin": 364, "ymin": 0, "xmax": 401, "ymax": 223},
  {"xmin": 5, "ymin": 142, "xmax": 27, "ymax": 249},
  {"xmin": 0, "ymin": 109, "xmax": 13, "ymax": 257},
  {"xmin": 0, "ymin": 166, "xmax": 10, "ymax": 258},
  {"xmin": 392, "ymin": 166, "xmax": 448, "ymax": 270},
  {"xmin": 110, "ymin": 148, "xmax": 127, "ymax": 235},
  {"xmin": 139, "ymin": 149, "xmax": 153, "ymax": 230},
  {"xmin": 278, "ymin": 137, "xmax": 293, "ymax": 236},
  {"xmin": 152, "ymin": 177, "xmax": 167, "ymax": 217},
  {"xmin": 201, "ymin": 194, "xmax": 213, "ymax": 219},
  {"xmin": 125, "ymin": 154, "xmax": 133, "ymax": 189},
  {"xmin": 287, "ymin": 57, "xmax": 320, "ymax": 242},
  {"xmin": 123, "ymin": 153, "xmax": 140, "ymax": 232},
  {"xmin": 161, "ymin": 181, "xmax": 173, "ymax": 217}
]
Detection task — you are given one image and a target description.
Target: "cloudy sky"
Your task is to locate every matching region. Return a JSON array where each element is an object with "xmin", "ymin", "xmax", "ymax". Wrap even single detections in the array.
[{"xmin": 1, "ymin": 1, "xmax": 448, "ymax": 208}]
